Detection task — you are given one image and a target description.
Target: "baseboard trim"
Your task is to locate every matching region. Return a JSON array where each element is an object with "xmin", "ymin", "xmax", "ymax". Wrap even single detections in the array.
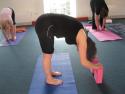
[{"xmin": 16, "ymin": 22, "xmax": 32, "ymax": 26}]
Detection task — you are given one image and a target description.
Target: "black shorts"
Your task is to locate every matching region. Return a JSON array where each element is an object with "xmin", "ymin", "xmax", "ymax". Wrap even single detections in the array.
[
  {"xmin": 35, "ymin": 24, "xmax": 55, "ymax": 54},
  {"xmin": 35, "ymin": 13, "xmax": 85, "ymax": 54}
]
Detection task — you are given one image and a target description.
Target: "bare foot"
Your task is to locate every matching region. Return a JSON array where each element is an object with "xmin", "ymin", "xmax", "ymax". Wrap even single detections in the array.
[
  {"xmin": 5, "ymin": 37, "xmax": 10, "ymax": 42},
  {"xmin": 51, "ymin": 71, "xmax": 62, "ymax": 77},
  {"xmin": 46, "ymin": 78, "xmax": 63, "ymax": 85},
  {"xmin": 101, "ymin": 28, "xmax": 106, "ymax": 31},
  {"xmin": 11, "ymin": 36, "xmax": 16, "ymax": 41},
  {"xmin": 6, "ymin": 39, "xmax": 10, "ymax": 43}
]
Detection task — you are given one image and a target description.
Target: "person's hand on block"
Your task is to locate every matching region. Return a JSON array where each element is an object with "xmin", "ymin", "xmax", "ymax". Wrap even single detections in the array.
[{"xmin": 91, "ymin": 57, "xmax": 103, "ymax": 84}]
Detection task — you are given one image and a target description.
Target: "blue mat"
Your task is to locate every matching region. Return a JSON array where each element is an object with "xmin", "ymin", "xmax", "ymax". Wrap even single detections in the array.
[
  {"xmin": 29, "ymin": 53, "xmax": 78, "ymax": 94},
  {"xmin": 0, "ymin": 30, "xmax": 26, "ymax": 46}
]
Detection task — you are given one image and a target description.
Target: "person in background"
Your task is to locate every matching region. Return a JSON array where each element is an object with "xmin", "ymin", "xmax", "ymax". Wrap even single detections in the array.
[
  {"xmin": 0, "ymin": 7, "xmax": 16, "ymax": 41},
  {"xmin": 90, "ymin": 0, "xmax": 109, "ymax": 31}
]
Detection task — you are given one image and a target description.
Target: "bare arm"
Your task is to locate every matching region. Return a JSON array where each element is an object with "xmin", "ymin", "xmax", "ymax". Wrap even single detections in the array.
[
  {"xmin": 76, "ymin": 29, "xmax": 102, "ymax": 69},
  {"xmin": 101, "ymin": 17, "xmax": 106, "ymax": 30},
  {"xmin": 95, "ymin": 14, "xmax": 100, "ymax": 30}
]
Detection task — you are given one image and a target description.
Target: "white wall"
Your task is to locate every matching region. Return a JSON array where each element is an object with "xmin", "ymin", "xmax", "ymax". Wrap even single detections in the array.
[
  {"xmin": 0, "ymin": 0, "xmax": 44, "ymax": 24},
  {"xmin": 0, "ymin": 0, "xmax": 125, "ymax": 24},
  {"xmin": 107, "ymin": 0, "xmax": 125, "ymax": 18},
  {"xmin": 76, "ymin": 0, "xmax": 91, "ymax": 17}
]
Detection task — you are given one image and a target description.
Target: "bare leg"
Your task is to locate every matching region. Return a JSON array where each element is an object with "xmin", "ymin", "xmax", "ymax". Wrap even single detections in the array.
[
  {"xmin": 43, "ymin": 53, "xmax": 63, "ymax": 85},
  {"xmin": 2, "ymin": 28, "xmax": 10, "ymax": 41},
  {"xmin": 101, "ymin": 17, "xmax": 106, "ymax": 31},
  {"xmin": 11, "ymin": 25, "xmax": 16, "ymax": 41}
]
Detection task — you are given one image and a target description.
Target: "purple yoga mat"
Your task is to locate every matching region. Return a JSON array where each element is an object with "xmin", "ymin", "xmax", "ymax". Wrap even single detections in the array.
[
  {"xmin": 0, "ymin": 31, "xmax": 26, "ymax": 46},
  {"xmin": 84, "ymin": 25, "xmax": 122, "ymax": 41},
  {"xmin": 29, "ymin": 53, "xmax": 78, "ymax": 94}
]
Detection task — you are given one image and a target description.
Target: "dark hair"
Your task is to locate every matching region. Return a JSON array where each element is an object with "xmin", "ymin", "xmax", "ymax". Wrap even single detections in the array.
[
  {"xmin": 87, "ymin": 37, "xmax": 97, "ymax": 62},
  {"xmin": 100, "ymin": 7, "xmax": 109, "ymax": 18}
]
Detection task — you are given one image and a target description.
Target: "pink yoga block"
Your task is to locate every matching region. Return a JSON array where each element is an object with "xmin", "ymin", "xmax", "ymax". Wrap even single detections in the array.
[{"xmin": 91, "ymin": 58, "xmax": 103, "ymax": 84}]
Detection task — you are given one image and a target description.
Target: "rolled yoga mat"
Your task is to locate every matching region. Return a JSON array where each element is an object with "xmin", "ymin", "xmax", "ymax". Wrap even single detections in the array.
[
  {"xmin": 107, "ymin": 23, "xmax": 125, "ymax": 35},
  {"xmin": 29, "ymin": 52, "xmax": 78, "ymax": 94}
]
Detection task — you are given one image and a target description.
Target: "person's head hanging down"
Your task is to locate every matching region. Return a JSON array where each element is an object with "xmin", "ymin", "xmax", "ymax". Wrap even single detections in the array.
[{"xmin": 35, "ymin": 13, "xmax": 103, "ymax": 85}]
